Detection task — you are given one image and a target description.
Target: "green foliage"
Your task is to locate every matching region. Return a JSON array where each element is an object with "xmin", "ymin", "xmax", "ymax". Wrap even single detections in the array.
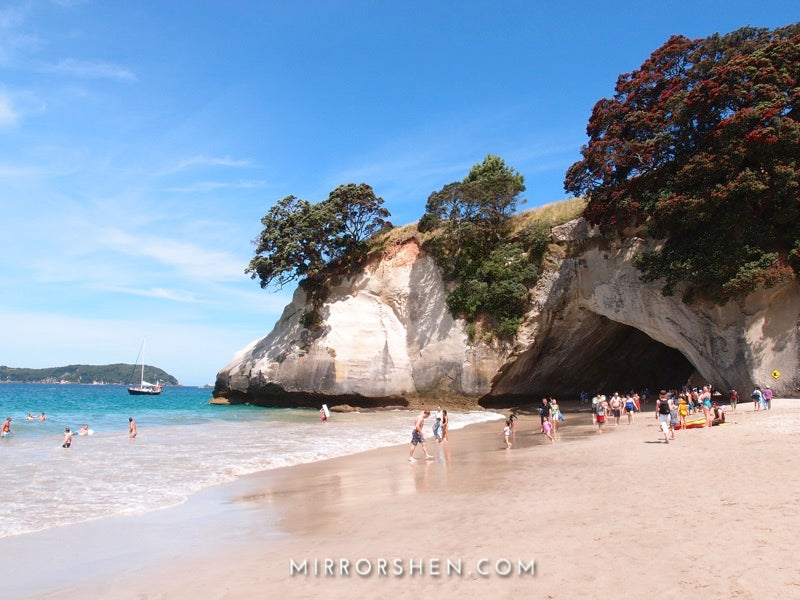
[
  {"xmin": 421, "ymin": 156, "xmax": 539, "ymax": 340},
  {"xmin": 423, "ymin": 155, "xmax": 525, "ymax": 244},
  {"xmin": 247, "ymin": 184, "xmax": 391, "ymax": 290},
  {"xmin": 518, "ymin": 222, "xmax": 551, "ymax": 259},
  {"xmin": 565, "ymin": 24, "xmax": 800, "ymax": 301},
  {"xmin": 0, "ymin": 364, "xmax": 179, "ymax": 385}
]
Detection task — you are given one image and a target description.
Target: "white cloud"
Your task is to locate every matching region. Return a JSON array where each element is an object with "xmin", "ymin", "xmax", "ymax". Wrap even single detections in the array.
[
  {"xmin": 94, "ymin": 285, "xmax": 203, "ymax": 304},
  {"xmin": 166, "ymin": 155, "xmax": 254, "ymax": 173},
  {"xmin": 94, "ymin": 226, "xmax": 246, "ymax": 282},
  {"xmin": 0, "ymin": 163, "xmax": 43, "ymax": 177},
  {"xmin": 0, "ymin": 92, "xmax": 18, "ymax": 125},
  {"xmin": 166, "ymin": 179, "xmax": 268, "ymax": 193},
  {"xmin": 42, "ymin": 58, "xmax": 137, "ymax": 82}
]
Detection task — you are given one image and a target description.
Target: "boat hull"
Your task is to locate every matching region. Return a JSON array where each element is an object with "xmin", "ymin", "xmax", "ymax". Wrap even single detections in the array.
[{"xmin": 128, "ymin": 387, "xmax": 162, "ymax": 396}]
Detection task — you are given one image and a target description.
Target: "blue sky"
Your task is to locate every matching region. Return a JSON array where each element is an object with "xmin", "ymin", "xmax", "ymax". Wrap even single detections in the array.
[{"xmin": 1, "ymin": 1, "xmax": 796, "ymax": 386}]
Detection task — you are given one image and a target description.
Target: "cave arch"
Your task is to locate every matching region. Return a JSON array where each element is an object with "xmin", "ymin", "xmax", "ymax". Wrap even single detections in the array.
[{"xmin": 483, "ymin": 313, "xmax": 697, "ymax": 407}]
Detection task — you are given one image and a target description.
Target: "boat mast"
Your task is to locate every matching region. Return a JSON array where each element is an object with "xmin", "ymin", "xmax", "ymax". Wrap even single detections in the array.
[{"xmin": 140, "ymin": 338, "xmax": 146, "ymax": 386}]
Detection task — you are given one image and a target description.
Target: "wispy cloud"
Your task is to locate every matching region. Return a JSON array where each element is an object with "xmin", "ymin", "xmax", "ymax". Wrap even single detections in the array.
[
  {"xmin": 167, "ymin": 180, "xmax": 268, "ymax": 193},
  {"xmin": 165, "ymin": 155, "xmax": 255, "ymax": 173},
  {"xmin": 95, "ymin": 285, "xmax": 203, "ymax": 304},
  {"xmin": 0, "ymin": 163, "xmax": 45, "ymax": 177},
  {"xmin": 41, "ymin": 58, "xmax": 137, "ymax": 82},
  {"xmin": 95, "ymin": 226, "xmax": 246, "ymax": 282},
  {"xmin": 0, "ymin": 92, "xmax": 18, "ymax": 125}
]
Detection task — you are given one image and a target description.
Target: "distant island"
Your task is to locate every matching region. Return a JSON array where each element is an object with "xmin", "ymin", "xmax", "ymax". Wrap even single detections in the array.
[{"xmin": 0, "ymin": 364, "xmax": 179, "ymax": 386}]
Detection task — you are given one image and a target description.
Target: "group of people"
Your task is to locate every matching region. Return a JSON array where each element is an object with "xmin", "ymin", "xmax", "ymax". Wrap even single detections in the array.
[
  {"xmin": 653, "ymin": 386, "xmax": 728, "ymax": 442},
  {"xmin": 0, "ymin": 415, "xmax": 138, "ymax": 447},
  {"xmin": 749, "ymin": 386, "xmax": 773, "ymax": 411},
  {"xmin": 591, "ymin": 392, "xmax": 642, "ymax": 431},
  {"xmin": 408, "ymin": 407, "xmax": 449, "ymax": 461}
]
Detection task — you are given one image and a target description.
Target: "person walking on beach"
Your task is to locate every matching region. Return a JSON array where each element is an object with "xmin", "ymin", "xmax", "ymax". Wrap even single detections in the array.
[
  {"xmin": 549, "ymin": 399, "xmax": 561, "ymax": 438},
  {"xmin": 595, "ymin": 397, "xmax": 607, "ymax": 433},
  {"xmin": 502, "ymin": 419, "xmax": 512, "ymax": 448},
  {"xmin": 129, "ymin": 417, "xmax": 137, "ymax": 439},
  {"xmin": 763, "ymin": 386, "xmax": 773, "ymax": 410},
  {"xmin": 432, "ymin": 417, "xmax": 443, "ymax": 443},
  {"xmin": 538, "ymin": 397, "xmax": 551, "ymax": 432},
  {"xmin": 62, "ymin": 427, "xmax": 73, "ymax": 448},
  {"xmin": 625, "ymin": 394, "xmax": 636, "ymax": 424},
  {"xmin": 1, "ymin": 416, "xmax": 12, "ymax": 437},
  {"xmin": 609, "ymin": 393, "xmax": 622, "ymax": 426},
  {"xmin": 542, "ymin": 417, "xmax": 555, "ymax": 444},
  {"xmin": 751, "ymin": 386, "xmax": 764, "ymax": 411},
  {"xmin": 441, "ymin": 409, "xmax": 449, "ymax": 442},
  {"xmin": 729, "ymin": 389, "xmax": 738, "ymax": 412},
  {"xmin": 678, "ymin": 394, "xmax": 689, "ymax": 430},
  {"xmin": 656, "ymin": 392, "xmax": 674, "ymax": 443},
  {"xmin": 408, "ymin": 410, "xmax": 433, "ymax": 461}
]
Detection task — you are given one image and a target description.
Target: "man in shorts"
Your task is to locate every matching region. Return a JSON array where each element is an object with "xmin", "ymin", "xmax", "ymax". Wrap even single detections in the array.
[
  {"xmin": 656, "ymin": 391, "xmax": 674, "ymax": 443},
  {"xmin": 408, "ymin": 410, "xmax": 433, "ymax": 461}
]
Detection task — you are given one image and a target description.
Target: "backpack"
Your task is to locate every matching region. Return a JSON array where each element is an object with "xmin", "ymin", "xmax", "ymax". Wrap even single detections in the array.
[
  {"xmin": 751, "ymin": 391, "xmax": 759, "ymax": 400},
  {"xmin": 658, "ymin": 399, "xmax": 671, "ymax": 415}
]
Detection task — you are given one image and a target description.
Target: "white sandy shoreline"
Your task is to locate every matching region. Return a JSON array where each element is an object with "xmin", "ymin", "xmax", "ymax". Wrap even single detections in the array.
[{"xmin": 4, "ymin": 399, "xmax": 800, "ymax": 599}]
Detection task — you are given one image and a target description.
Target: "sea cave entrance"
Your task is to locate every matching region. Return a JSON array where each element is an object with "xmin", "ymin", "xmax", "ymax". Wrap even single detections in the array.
[{"xmin": 482, "ymin": 313, "xmax": 697, "ymax": 408}]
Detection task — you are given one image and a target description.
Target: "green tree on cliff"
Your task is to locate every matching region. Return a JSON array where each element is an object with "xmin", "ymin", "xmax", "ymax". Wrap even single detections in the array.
[
  {"xmin": 420, "ymin": 155, "xmax": 537, "ymax": 339},
  {"xmin": 247, "ymin": 183, "xmax": 391, "ymax": 289},
  {"xmin": 564, "ymin": 23, "xmax": 800, "ymax": 300}
]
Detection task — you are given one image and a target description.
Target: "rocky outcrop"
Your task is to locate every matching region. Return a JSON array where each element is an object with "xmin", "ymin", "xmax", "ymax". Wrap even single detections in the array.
[
  {"xmin": 215, "ymin": 240, "xmax": 505, "ymax": 407},
  {"xmin": 490, "ymin": 220, "xmax": 800, "ymax": 401},
  {"xmin": 215, "ymin": 220, "xmax": 800, "ymax": 407}
]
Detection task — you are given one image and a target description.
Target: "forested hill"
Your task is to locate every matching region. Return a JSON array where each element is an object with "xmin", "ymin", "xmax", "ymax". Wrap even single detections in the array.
[{"xmin": 0, "ymin": 364, "xmax": 179, "ymax": 385}]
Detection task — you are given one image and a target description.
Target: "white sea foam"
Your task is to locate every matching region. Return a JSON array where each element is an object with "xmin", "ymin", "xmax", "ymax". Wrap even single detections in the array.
[{"xmin": 0, "ymin": 409, "xmax": 502, "ymax": 538}]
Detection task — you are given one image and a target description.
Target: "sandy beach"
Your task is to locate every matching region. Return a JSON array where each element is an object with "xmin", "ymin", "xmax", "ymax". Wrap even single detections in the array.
[{"xmin": 4, "ymin": 399, "xmax": 800, "ymax": 599}]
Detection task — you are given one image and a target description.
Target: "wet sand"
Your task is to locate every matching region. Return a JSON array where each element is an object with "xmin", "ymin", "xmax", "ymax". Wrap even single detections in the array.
[{"xmin": 6, "ymin": 399, "xmax": 800, "ymax": 599}]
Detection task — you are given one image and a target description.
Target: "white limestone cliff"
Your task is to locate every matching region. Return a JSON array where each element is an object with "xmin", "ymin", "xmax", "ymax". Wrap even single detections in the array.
[
  {"xmin": 216, "ymin": 240, "xmax": 505, "ymax": 404},
  {"xmin": 215, "ymin": 220, "xmax": 800, "ymax": 405}
]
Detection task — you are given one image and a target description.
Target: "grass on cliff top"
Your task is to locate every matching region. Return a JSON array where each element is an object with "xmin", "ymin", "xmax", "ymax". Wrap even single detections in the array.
[
  {"xmin": 370, "ymin": 196, "xmax": 587, "ymax": 251},
  {"xmin": 511, "ymin": 197, "xmax": 586, "ymax": 233}
]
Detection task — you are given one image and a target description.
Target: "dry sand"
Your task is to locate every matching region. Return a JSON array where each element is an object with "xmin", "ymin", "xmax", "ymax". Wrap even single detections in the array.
[{"xmin": 5, "ymin": 399, "xmax": 800, "ymax": 599}]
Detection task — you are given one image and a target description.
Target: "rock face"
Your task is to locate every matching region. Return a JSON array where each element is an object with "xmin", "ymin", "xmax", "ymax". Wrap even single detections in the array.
[
  {"xmin": 491, "ymin": 220, "xmax": 800, "ymax": 402},
  {"xmin": 215, "ymin": 220, "xmax": 800, "ymax": 407},
  {"xmin": 215, "ymin": 240, "xmax": 505, "ymax": 407}
]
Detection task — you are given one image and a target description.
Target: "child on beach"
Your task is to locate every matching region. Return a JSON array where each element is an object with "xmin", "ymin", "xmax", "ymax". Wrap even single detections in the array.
[
  {"xmin": 62, "ymin": 428, "xmax": 73, "ymax": 449},
  {"xmin": 678, "ymin": 395, "xmax": 689, "ymax": 430},
  {"xmin": 542, "ymin": 418, "xmax": 555, "ymax": 444},
  {"xmin": 503, "ymin": 420, "xmax": 512, "ymax": 449},
  {"xmin": 432, "ymin": 417, "xmax": 443, "ymax": 443}
]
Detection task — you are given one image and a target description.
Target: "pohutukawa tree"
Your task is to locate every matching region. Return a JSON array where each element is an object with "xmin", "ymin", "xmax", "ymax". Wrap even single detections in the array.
[
  {"xmin": 247, "ymin": 183, "xmax": 391, "ymax": 289},
  {"xmin": 565, "ymin": 24, "xmax": 800, "ymax": 300}
]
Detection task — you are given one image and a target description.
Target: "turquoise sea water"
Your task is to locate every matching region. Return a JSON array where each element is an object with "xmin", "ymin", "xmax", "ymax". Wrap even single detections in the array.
[{"xmin": 0, "ymin": 384, "xmax": 502, "ymax": 539}]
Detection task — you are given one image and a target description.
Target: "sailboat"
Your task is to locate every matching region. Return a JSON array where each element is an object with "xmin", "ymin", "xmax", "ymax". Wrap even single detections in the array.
[{"xmin": 128, "ymin": 339, "xmax": 163, "ymax": 396}]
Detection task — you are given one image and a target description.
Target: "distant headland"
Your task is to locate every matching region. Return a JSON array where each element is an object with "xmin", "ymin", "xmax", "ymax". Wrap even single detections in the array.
[{"xmin": 0, "ymin": 364, "xmax": 179, "ymax": 386}]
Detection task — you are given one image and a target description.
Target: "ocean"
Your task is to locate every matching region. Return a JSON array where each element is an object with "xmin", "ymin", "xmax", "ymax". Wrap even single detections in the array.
[{"xmin": 0, "ymin": 384, "xmax": 502, "ymax": 539}]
